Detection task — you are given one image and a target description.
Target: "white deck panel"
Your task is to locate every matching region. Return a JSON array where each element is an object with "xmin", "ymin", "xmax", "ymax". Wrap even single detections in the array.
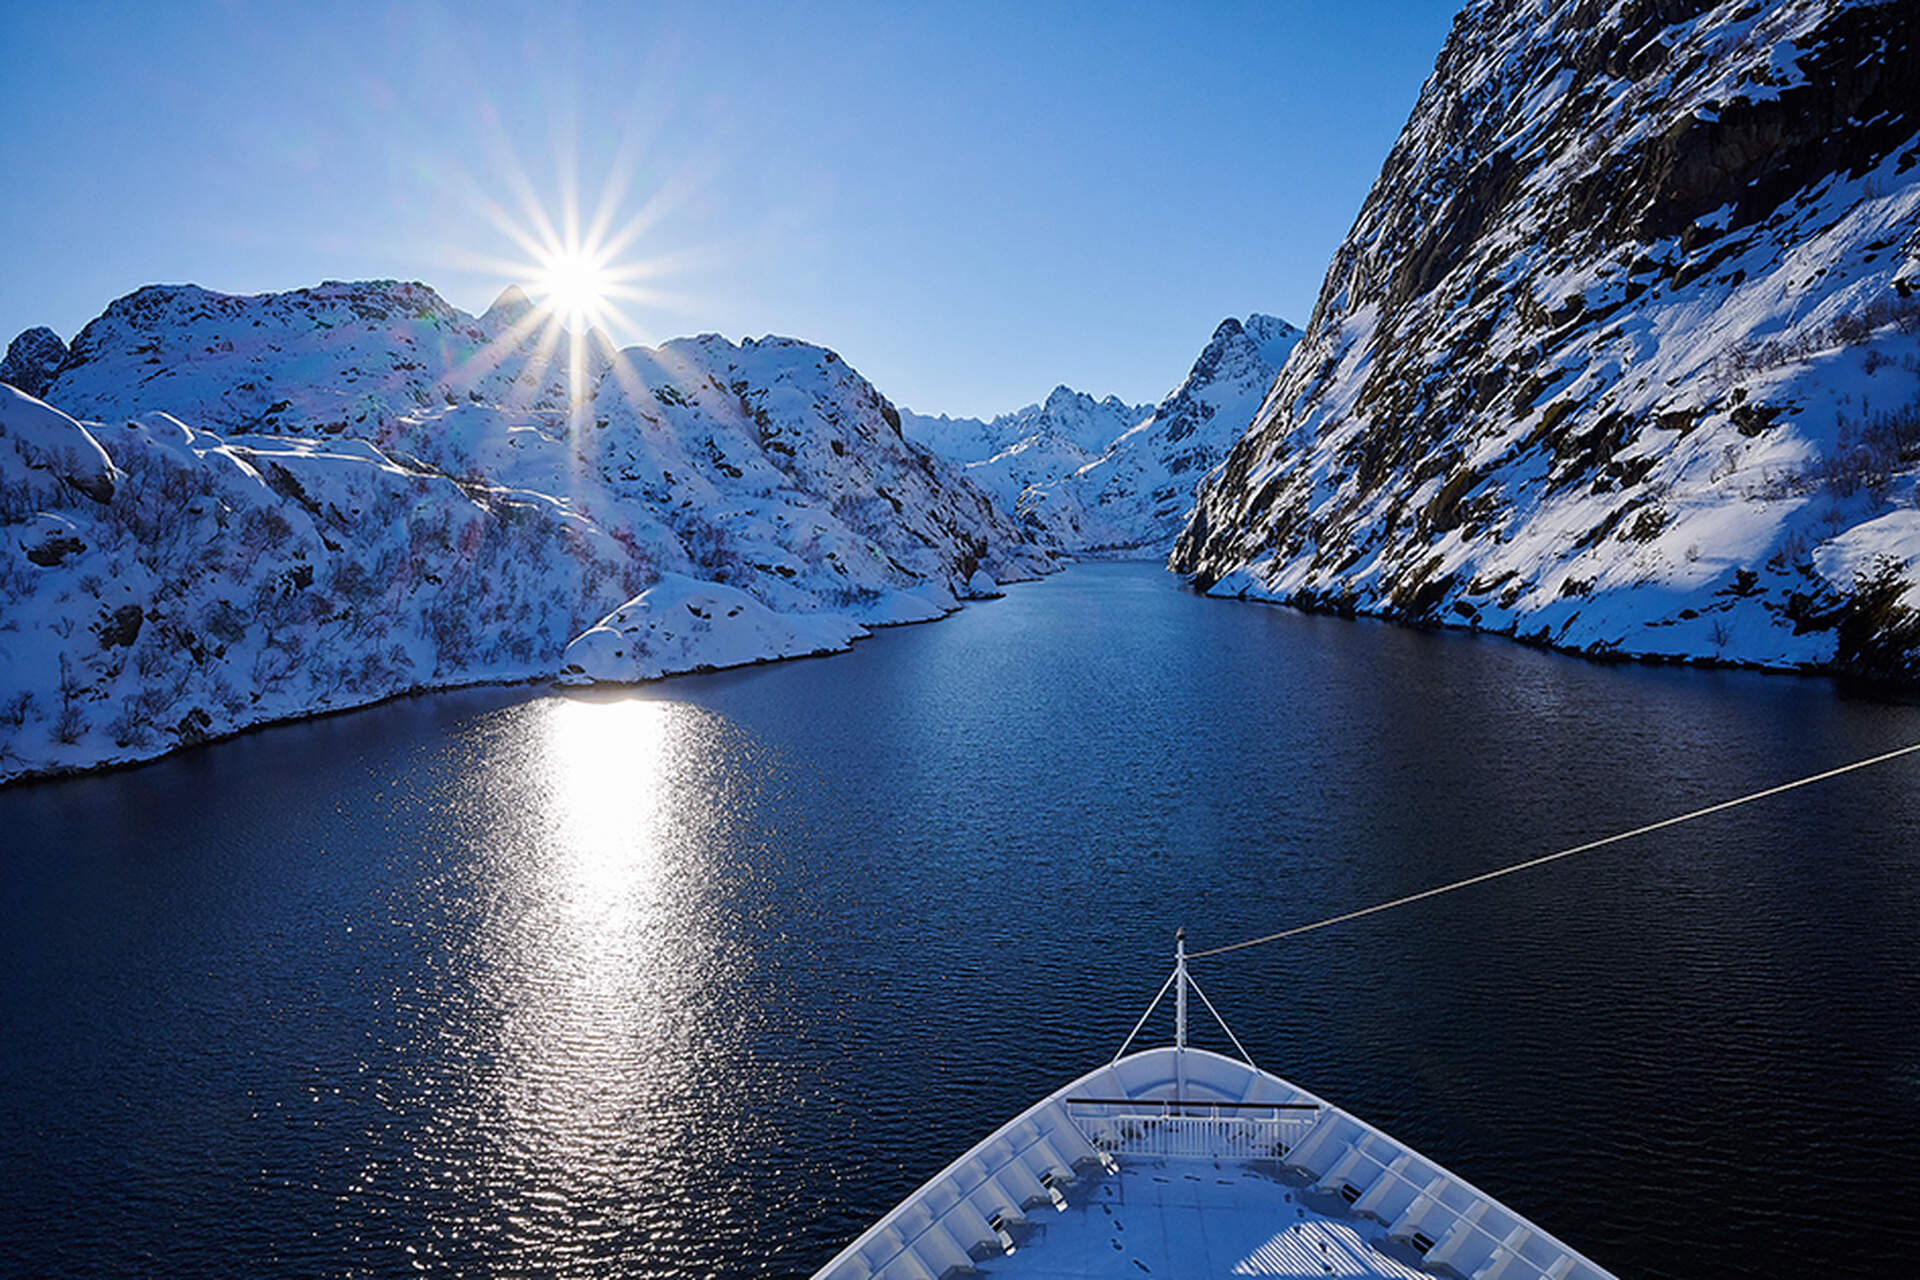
[{"xmin": 980, "ymin": 1160, "xmax": 1431, "ymax": 1280}]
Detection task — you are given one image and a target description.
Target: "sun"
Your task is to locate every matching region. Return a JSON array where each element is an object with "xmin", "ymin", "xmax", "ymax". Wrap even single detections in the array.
[
  {"xmin": 533, "ymin": 245, "xmax": 613, "ymax": 333},
  {"xmin": 434, "ymin": 132, "xmax": 716, "ymax": 419}
]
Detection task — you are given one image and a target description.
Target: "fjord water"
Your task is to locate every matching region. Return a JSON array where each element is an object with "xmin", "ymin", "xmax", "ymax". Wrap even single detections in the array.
[{"xmin": 4, "ymin": 561, "xmax": 1918, "ymax": 1279}]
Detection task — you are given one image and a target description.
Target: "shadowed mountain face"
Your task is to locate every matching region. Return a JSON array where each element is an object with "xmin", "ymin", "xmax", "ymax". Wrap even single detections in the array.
[{"xmin": 1176, "ymin": 0, "xmax": 1920, "ymax": 680}]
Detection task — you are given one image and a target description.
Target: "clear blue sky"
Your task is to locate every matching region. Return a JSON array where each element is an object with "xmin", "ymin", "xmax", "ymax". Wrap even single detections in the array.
[{"xmin": 2, "ymin": 1, "xmax": 1458, "ymax": 420}]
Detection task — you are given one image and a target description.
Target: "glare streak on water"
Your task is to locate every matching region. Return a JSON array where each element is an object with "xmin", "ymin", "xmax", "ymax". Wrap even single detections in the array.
[{"xmin": 3, "ymin": 561, "xmax": 1919, "ymax": 1279}]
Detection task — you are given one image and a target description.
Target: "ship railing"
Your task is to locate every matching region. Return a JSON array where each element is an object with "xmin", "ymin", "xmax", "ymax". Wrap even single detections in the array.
[
  {"xmin": 1302, "ymin": 1128, "xmax": 1603, "ymax": 1280},
  {"xmin": 1063, "ymin": 1096, "xmax": 1322, "ymax": 1163}
]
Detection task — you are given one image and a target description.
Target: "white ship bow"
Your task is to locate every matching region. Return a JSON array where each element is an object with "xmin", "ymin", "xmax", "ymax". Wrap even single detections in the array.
[{"xmin": 812, "ymin": 938, "xmax": 1617, "ymax": 1280}]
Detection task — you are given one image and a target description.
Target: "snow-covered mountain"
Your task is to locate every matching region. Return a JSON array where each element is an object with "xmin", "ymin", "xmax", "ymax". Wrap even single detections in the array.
[
  {"xmin": 1023, "ymin": 314, "xmax": 1300, "ymax": 553},
  {"xmin": 901, "ymin": 320, "xmax": 1302, "ymax": 557},
  {"xmin": 1, "ymin": 383, "xmax": 639, "ymax": 781},
  {"xmin": 904, "ymin": 386, "xmax": 1150, "ymax": 462},
  {"xmin": 1175, "ymin": 0, "xmax": 1920, "ymax": 680},
  {"xmin": 1, "ymin": 280, "xmax": 1052, "ymax": 782},
  {"xmin": 902, "ymin": 387, "xmax": 1152, "ymax": 514}
]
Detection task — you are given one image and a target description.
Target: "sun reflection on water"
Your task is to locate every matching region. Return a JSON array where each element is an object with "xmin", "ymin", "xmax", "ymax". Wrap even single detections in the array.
[
  {"xmin": 544, "ymin": 697, "xmax": 675, "ymax": 905},
  {"xmin": 365, "ymin": 693, "xmax": 785, "ymax": 1274},
  {"xmin": 484, "ymin": 697, "xmax": 725, "ymax": 1185}
]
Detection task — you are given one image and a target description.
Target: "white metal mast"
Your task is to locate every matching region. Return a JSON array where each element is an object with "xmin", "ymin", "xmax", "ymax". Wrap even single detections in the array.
[{"xmin": 1174, "ymin": 926, "xmax": 1187, "ymax": 1102}]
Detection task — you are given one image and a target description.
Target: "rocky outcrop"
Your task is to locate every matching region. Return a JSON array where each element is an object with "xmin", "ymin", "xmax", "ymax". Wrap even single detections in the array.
[
  {"xmin": 0, "ymin": 327, "xmax": 69, "ymax": 399},
  {"xmin": 1176, "ymin": 0, "xmax": 1920, "ymax": 677}
]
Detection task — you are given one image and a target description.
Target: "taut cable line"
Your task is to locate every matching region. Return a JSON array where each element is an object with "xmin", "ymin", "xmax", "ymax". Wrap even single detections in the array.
[{"xmin": 1188, "ymin": 739, "xmax": 1920, "ymax": 960}]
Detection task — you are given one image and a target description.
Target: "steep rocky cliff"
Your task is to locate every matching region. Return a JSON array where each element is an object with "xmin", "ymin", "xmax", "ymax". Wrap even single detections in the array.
[{"xmin": 1176, "ymin": 0, "xmax": 1920, "ymax": 678}]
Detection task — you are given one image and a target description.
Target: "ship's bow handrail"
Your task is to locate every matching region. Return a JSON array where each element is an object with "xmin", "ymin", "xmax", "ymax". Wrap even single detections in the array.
[{"xmin": 1063, "ymin": 1095, "xmax": 1322, "ymax": 1162}]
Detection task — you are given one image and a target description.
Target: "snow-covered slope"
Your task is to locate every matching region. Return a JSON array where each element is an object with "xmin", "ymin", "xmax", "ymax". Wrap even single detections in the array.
[
  {"xmin": 1, "ymin": 281, "xmax": 1051, "ymax": 782},
  {"xmin": 0, "ymin": 384, "xmax": 638, "ymax": 782},
  {"xmin": 560, "ymin": 574, "xmax": 872, "ymax": 682},
  {"xmin": 1175, "ymin": 0, "xmax": 1920, "ymax": 680},
  {"xmin": 961, "ymin": 434, "xmax": 1105, "ymax": 517},
  {"xmin": 1024, "ymin": 315, "xmax": 1300, "ymax": 553}
]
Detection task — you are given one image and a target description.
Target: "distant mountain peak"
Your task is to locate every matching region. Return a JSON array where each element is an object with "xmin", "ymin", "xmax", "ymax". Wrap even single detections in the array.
[
  {"xmin": 74, "ymin": 280, "xmax": 461, "ymax": 348},
  {"xmin": 1200, "ymin": 314, "xmax": 1300, "ymax": 369},
  {"xmin": 483, "ymin": 284, "xmax": 533, "ymax": 325},
  {"xmin": 1016, "ymin": 312, "xmax": 1301, "ymax": 553}
]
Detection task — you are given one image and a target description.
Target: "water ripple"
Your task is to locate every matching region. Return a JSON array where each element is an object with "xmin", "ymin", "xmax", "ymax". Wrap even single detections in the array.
[{"xmin": 4, "ymin": 565, "xmax": 1919, "ymax": 1278}]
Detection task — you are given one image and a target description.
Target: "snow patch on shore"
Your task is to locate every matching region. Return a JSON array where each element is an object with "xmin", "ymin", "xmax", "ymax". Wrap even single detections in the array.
[{"xmin": 561, "ymin": 575, "xmax": 869, "ymax": 683}]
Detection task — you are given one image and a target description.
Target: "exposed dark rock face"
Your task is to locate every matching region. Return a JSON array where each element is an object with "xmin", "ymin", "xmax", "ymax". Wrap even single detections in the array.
[
  {"xmin": 0, "ymin": 327, "xmax": 69, "ymax": 398},
  {"xmin": 1175, "ymin": 0, "xmax": 1920, "ymax": 675}
]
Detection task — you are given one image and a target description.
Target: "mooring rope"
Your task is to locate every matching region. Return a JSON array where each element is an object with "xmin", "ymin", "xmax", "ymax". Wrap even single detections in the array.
[{"xmin": 1188, "ymin": 739, "xmax": 1920, "ymax": 960}]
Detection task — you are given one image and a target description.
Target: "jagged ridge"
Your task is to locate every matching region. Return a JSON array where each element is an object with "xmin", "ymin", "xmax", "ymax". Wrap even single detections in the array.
[{"xmin": 902, "ymin": 387, "xmax": 1153, "ymax": 517}]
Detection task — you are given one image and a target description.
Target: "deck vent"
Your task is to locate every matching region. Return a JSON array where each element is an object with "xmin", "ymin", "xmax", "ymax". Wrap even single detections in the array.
[
  {"xmin": 1410, "ymin": 1232, "xmax": 1437, "ymax": 1255},
  {"xmin": 1039, "ymin": 1170, "xmax": 1069, "ymax": 1212},
  {"xmin": 1338, "ymin": 1183, "xmax": 1361, "ymax": 1204}
]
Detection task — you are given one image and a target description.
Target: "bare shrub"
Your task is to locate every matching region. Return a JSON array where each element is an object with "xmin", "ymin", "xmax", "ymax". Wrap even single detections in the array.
[
  {"xmin": 0, "ymin": 691, "xmax": 34, "ymax": 729},
  {"xmin": 52, "ymin": 703, "xmax": 84, "ymax": 744},
  {"xmin": 1795, "ymin": 395, "xmax": 1920, "ymax": 498}
]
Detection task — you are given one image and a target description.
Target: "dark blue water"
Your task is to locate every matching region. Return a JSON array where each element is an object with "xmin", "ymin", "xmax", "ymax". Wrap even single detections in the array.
[{"xmin": 4, "ymin": 561, "xmax": 1919, "ymax": 1278}]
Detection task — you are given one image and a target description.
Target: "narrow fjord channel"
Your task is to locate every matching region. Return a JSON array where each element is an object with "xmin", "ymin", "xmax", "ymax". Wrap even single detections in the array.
[{"xmin": 4, "ymin": 561, "xmax": 1918, "ymax": 1279}]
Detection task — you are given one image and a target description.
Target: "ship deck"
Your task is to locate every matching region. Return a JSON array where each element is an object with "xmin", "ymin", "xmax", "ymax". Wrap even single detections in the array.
[
  {"xmin": 810, "ymin": 1046, "xmax": 1615, "ymax": 1280},
  {"xmin": 980, "ymin": 1157, "xmax": 1431, "ymax": 1279}
]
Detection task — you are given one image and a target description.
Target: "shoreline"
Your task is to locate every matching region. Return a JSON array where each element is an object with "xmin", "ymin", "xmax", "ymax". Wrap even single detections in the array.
[
  {"xmin": 0, "ymin": 576, "xmax": 1045, "ymax": 792},
  {"xmin": 17, "ymin": 557, "xmax": 1915, "ymax": 792},
  {"xmin": 1188, "ymin": 573, "xmax": 1920, "ymax": 700}
]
